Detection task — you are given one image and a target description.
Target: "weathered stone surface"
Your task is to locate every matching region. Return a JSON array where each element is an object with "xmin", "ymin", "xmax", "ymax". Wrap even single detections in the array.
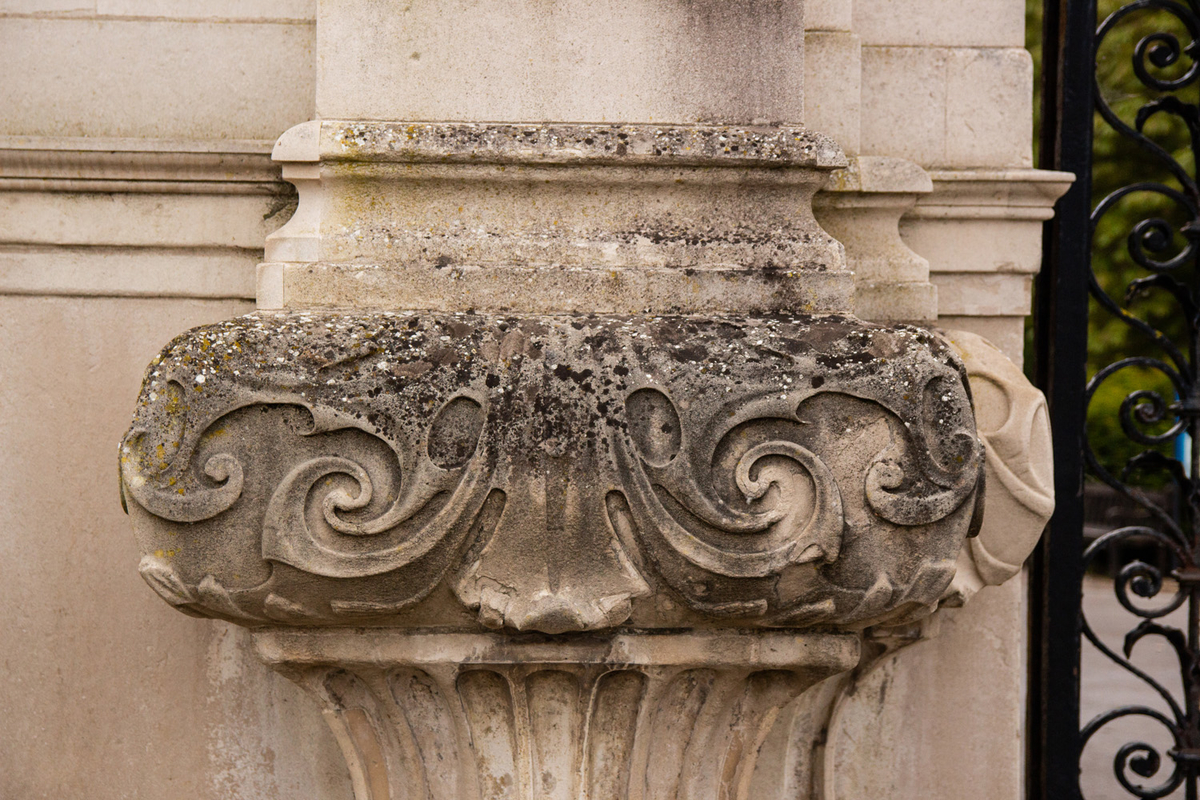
[
  {"xmin": 326, "ymin": 122, "xmax": 845, "ymax": 167},
  {"xmin": 255, "ymin": 629, "xmax": 860, "ymax": 800},
  {"xmin": 261, "ymin": 121, "xmax": 852, "ymax": 315},
  {"xmin": 121, "ymin": 310, "xmax": 983, "ymax": 634},
  {"xmin": 274, "ymin": 262, "xmax": 853, "ymax": 317}
]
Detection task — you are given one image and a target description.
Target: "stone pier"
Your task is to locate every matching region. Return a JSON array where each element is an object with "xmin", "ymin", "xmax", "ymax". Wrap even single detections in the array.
[{"xmin": 3, "ymin": 0, "xmax": 1070, "ymax": 796}]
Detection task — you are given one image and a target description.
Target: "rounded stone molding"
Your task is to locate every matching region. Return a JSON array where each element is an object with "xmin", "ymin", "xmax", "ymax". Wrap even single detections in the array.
[
  {"xmin": 942, "ymin": 329, "xmax": 1055, "ymax": 604},
  {"xmin": 814, "ymin": 156, "xmax": 939, "ymax": 325}
]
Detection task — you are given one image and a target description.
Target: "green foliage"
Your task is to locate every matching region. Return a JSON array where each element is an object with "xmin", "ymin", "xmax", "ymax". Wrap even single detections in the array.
[{"xmin": 1028, "ymin": 0, "xmax": 1198, "ymax": 484}]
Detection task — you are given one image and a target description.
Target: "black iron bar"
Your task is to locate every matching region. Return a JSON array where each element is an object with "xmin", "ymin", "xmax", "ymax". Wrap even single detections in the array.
[{"xmin": 1032, "ymin": 0, "xmax": 1095, "ymax": 796}]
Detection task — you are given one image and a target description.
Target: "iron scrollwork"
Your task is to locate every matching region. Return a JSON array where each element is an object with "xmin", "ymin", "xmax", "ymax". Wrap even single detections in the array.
[{"xmin": 1086, "ymin": 1, "xmax": 1200, "ymax": 796}]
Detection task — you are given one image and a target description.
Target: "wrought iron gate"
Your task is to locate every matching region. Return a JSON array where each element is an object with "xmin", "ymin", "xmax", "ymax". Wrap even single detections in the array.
[{"xmin": 1034, "ymin": 0, "xmax": 1200, "ymax": 797}]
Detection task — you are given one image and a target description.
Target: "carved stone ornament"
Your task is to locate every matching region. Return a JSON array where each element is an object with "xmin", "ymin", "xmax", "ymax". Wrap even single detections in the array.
[
  {"xmin": 942, "ymin": 329, "xmax": 1055, "ymax": 604},
  {"xmin": 121, "ymin": 311, "xmax": 984, "ymax": 634},
  {"xmin": 116, "ymin": 118, "xmax": 1031, "ymax": 800},
  {"xmin": 256, "ymin": 629, "xmax": 860, "ymax": 800}
]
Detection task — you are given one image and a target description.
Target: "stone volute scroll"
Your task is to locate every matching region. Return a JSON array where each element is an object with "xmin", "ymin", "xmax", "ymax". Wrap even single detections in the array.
[
  {"xmin": 115, "ymin": 1, "xmax": 1050, "ymax": 797},
  {"xmin": 942, "ymin": 329, "xmax": 1055, "ymax": 605}
]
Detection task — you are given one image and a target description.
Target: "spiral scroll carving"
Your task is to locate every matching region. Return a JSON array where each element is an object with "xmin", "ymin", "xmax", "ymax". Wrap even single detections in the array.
[
  {"xmin": 122, "ymin": 311, "xmax": 983, "ymax": 631},
  {"xmin": 611, "ymin": 332, "xmax": 982, "ymax": 625}
]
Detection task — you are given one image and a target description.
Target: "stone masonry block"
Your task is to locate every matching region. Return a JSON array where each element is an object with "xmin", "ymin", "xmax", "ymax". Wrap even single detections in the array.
[
  {"xmin": 933, "ymin": 272, "xmax": 1033, "ymax": 317},
  {"xmin": 860, "ymin": 46, "xmax": 948, "ymax": 166},
  {"xmin": 805, "ymin": 31, "xmax": 862, "ymax": 154},
  {"xmin": 853, "ymin": 0, "xmax": 1025, "ymax": 47},
  {"xmin": 0, "ymin": 248, "xmax": 257, "ymax": 300},
  {"xmin": 805, "ymin": 0, "xmax": 852, "ymax": 31},
  {"xmin": 944, "ymin": 48, "xmax": 1034, "ymax": 168},
  {"xmin": 317, "ymin": 0, "xmax": 806, "ymax": 124},
  {"xmin": 95, "ymin": 0, "xmax": 315, "ymax": 19},
  {"xmin": 903, "ymin": 217, "xmax": 1046, "ymax": 275},
  {"xmin": 0, "ymin": 18, "xmax": 314, "ymax": 139},
  {"xmin": 0, "ymin": 193, "xmax": 284, "ymax": 249},
  {"xmin": 862, "ymin": 46, "xmax": 1033, "ymax": 169},
  {"xmin": 0, "ymin": 0, "xmax": 93, "ymax": 12}
]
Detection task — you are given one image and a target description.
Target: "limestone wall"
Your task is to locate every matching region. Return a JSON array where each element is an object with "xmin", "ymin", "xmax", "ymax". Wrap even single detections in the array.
[
  {"xmin": 0, "ymin": 1, "xmax": 1060, "ymax": 797},
  {"xmin": 0, "ymin": 1, "xmax": 313, "ymax": 139},
  {"xmin": 0, "ymin": 5, "xmax": 339, "ymax": 796}
]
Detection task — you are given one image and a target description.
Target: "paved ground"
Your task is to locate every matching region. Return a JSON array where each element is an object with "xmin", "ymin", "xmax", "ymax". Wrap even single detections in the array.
[{"xmin": 1081, "ymin": 574, "xmax": 1189, "ymax": 799}]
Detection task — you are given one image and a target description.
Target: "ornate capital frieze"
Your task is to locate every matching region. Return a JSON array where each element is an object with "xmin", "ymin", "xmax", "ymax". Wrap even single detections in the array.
[{"xmin": 121, "ymin": 311, "xmax": 984, "ymax": 634}]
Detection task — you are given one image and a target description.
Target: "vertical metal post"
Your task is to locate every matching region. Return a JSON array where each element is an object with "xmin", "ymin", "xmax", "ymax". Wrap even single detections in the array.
[{"xmin": 1030, "ymin": 0, "xmax": 1095, "ymax": 797}]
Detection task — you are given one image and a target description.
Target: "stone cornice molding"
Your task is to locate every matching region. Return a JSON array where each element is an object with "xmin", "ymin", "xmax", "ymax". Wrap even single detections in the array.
[
  {"xmin": 909, "ymin": 168, "xmax": 1075, "ymax": 224},
  {"xmin": 0, "ymin": 136, "xmax": 286, "ymax": 195}
]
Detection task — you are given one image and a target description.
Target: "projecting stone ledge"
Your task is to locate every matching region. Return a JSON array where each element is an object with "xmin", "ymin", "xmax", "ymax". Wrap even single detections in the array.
[{"xmin": 121, "ymin": 310, "xmax": 984, "ymax": 634}]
